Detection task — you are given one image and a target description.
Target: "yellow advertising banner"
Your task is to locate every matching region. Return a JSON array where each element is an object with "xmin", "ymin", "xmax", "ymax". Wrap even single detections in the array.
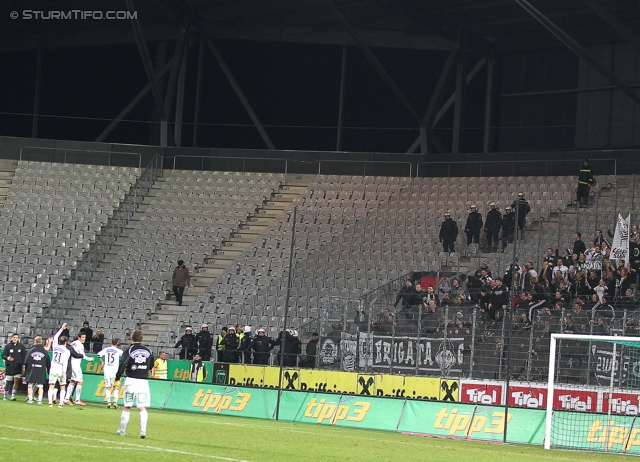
[
  {"xmin": 227, "ymin": 364, "xmax": 460, "ymax": 402},
  {"xmin": 228, "ymin": 365, "xmax": 266, "ymax": 387},
  {"xmin": 296, "ymin": 370, "xmax": 358, "ymax": 394}
]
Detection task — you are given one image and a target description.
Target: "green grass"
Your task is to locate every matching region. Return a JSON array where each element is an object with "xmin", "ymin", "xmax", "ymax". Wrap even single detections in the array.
[{"xmin": 0, "ymin": 399, "xmax": 635, "ymax": 461}]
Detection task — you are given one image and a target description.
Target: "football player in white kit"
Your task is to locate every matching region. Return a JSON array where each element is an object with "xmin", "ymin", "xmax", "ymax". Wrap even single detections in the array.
[
  {"xmin": 64, "ymin": 331, "xmax": 94, "ymax": 406},
  {"xmin": 48, "ymin": 324, "xmax": 72, "ymax": 407},
  {"xmin": 98, "ymin": 338, "xmax": 123, "ymax": 408}
]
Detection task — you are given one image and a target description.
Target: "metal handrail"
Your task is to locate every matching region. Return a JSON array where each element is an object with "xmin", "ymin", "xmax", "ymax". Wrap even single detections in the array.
[
  {"xmin": 318, "ymin": 159, "xmax": 412, "ymax": 177},
  {"xmin": 416, "ymin": 158, "xmax": 618, "ymax": 178},
  {"xmin": 19, "ymin": 146, "xmax": 142, "ymax": 168},
  {"xmin": 171, "ymin": 155, "xmax": 289, "ymax": 173}
]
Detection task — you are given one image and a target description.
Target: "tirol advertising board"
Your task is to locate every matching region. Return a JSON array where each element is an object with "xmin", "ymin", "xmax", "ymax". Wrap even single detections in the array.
[{"xmin": 460, "ymin": 379, "xmax": 640, "ymax": 416}]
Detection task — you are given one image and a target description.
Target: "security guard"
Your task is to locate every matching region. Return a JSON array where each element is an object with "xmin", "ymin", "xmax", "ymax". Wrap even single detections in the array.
[
  {"xmin": 216, "ymin": 327, "xmax": 227, "ymax": 363},
  {"xmin": 577, "ymin": 159, "xmax": 595, "ymax": 208},
  {"xmin": 501, "ymin": 206, "xmax": 515, "ymax": 250},
  {"xmin": 464, "ymin": 205, "xmax": 483, "ymax": 245},
  {"xmin": 484, "ymin": 202, "xmax": 502, "ymax": 252},
  {"xmin": 439, "ymin": 212, "xmax": 459, "ymax": 253}
]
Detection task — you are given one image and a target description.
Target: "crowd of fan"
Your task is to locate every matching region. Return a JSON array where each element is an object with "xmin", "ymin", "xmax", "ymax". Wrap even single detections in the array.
[{"xmin": 366, "ymin": 224, "xmax": 640, "ymax": 380}]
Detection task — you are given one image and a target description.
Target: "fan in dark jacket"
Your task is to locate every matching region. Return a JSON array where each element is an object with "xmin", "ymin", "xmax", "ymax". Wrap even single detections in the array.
[{"xmin": 305, "ymin": 333, "xmax": 320, "ymax": 369}]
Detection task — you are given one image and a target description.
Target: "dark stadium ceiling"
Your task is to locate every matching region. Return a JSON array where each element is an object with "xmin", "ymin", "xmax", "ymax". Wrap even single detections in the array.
[{"xmin": 2, "ymin": 0, "xmax": 640, "ymax": 54}]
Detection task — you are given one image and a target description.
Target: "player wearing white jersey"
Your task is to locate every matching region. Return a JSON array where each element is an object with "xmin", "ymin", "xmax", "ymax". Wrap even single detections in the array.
[
  {"xmin": 98, "ymin": 338, "xmax": 123, "ymax": 409},
  {"xmin": 64, "ymin": 333, "xmax": 93, "ymax": 406},
  {"xmin": 48, "ymin": 324, "xmax": 72, "ymax": 407}
]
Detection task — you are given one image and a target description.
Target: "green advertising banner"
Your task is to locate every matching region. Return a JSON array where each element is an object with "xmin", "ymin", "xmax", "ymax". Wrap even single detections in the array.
[
  {"xmin": 398, "ymin": 400, "xmax": 545, "ymax": 444},
  {"xmin": 552, "ymin": 411, "xmax": 640, "ymax": 454},
  {"xmin": 279, "ymin": 391, "xmax": 405, "ymax": 431},
  {"xmin": 81, "ymin": 373, "xmax": 173, "ymax": 409},
  {"xmin": 164, "ymin": 382, "xmax": 276, "ymax": 419},
  {"xmin": 81, "ymin": 355, "xmax": 214, "ymax": 383}
]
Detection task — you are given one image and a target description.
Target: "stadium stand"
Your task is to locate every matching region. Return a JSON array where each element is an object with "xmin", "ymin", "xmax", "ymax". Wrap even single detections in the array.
[
  {"xmin": 3, "ymin": 160, "xmax": 637, "ymax": 380},
  {"xmin": 64, "ymin": 169, "xmax": 291, "ymax": 347},
  {"xmin": 0, "ymin": 161, "xmax": 141, "ymax": 343}
]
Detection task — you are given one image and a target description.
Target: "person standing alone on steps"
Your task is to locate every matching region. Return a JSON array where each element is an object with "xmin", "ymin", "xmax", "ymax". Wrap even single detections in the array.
[
  {"xmin": 577, "ymin": 159, "xmax": 595, "ymax": 208},
  {"xmin": 172, "ymin": 259, "xmax": 191, "ymax": 306}
]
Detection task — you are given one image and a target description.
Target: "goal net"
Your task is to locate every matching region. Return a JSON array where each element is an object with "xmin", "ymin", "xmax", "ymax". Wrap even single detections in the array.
[{"xmin": 545, "ymin": 333, "xmax": 640, "ymax": 454}]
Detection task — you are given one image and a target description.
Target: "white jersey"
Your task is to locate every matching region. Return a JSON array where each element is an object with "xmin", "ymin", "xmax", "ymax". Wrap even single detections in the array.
[
  {"xmin": 70, "ymin": 339, "xmax": 91, "ymax": 368},
  {"xmin": 50, "ymin": 345, "xmax": 71, "ymax": 376},
  {"xmin": 98, "ymin": 346, "xmax": 123, "ymax": 372}
]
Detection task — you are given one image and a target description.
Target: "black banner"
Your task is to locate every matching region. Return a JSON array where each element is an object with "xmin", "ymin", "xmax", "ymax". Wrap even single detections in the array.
[{"xmin": 367, "ymin": 335, "xmax": 465, "ymax": 374}]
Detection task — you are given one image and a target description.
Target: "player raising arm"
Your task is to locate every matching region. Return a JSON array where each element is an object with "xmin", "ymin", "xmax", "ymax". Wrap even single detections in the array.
[
  {"xmin": 97, "ymin": 338, "xmax": 123, "ymax": 408},
  {"xmin": 116, "ymin": 330, "xmax": 154, "ymax": 439},
  {"xmin": 48, "ymin": 324, "xmax": 72, "ymax": 407}
]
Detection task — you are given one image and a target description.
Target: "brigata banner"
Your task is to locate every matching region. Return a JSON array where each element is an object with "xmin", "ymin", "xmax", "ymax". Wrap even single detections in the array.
[
  {"xmin": 552, "ymin": 411, "xmax": 640, "ymax": 453},
  {"xmin": 398, "ymin": 400, "xmax": 545, "ymax": 444},
  {"xmin": 363, "ymin": 335, "xmax": 465, "ymax": 375}
]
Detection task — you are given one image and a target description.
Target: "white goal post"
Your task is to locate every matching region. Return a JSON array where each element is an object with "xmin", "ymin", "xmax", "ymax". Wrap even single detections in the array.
[{"xmin": 544, "ymin": 334, "xmax": 640, "ymax": 451}]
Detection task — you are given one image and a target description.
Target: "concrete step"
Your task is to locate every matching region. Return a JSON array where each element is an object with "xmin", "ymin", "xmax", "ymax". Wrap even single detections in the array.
[
  {"xmin": 220, "ymin": 240, "xmax": 251, "ymax": 250},
  {"xmin": 246, "ymin": 216, "xmax": 273, "ymax": 225},
  {"xmin": 213, "ymin": 248, "xmax": 245, "ymax": 259},
  {"xmin": 203, "ymin": 257, "xmax": 235, "ymax": 268},
  {"xmin": 195, "ymin": 267, "xmax": 225, "ymax": 277},
  {"xmin": 145, "ymin": 313, "xmax": 177, "ymax": 322},
  {"xmin": 263, "ymin": 200, "xmax": 290, "ymax": 210},
  {"xmin": 237, "ymin": 223, "xmax": 269, "ymax": 233},
  {"xmin": 253, "ymin": 209, "xmax": 284, "ymax": 218},
  {"xmin": 0, "ymin": 159, "xmax": 18, "ymax": 170},
  {"xmin": 285, "ymin": 173, "xmax": 315, "ymax": 186},
  {"xmin": 140, "ymin": 323, "xmax": 170, "ymax": 334}
]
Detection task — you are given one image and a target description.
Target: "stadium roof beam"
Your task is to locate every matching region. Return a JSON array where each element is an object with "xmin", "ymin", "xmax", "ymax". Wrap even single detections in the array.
[
  {"xmin": 126, "ymin": 0, "xmax": 168, "ymax": 145},
  {"xmin": 515, "ymin": 0, "xmax": 640, "ymax": 108},
  {"xmin": 325, "ymin": 0, "xmax": 428, "ymax": 154},
  {"xmin": 452, "ymin": 57, "xmax": 466, "ymax": 155},
  {"xmin": 151, "ymin": 0, "xmax": 276, "ymax": 150},
  {"xmin": 95, "ymin": 60, "xmax": 174, "ymax": 143},
  {"xmin": 418, "ymin": 48, "xmax": 459, "ymax": 154},
  {"xmin": 372, "ymin": 0, "xmax": 496, "ymax": 57},
  {"xmin": 582, "ymin": 0, "xmax": 640, "ymax": 52},
  {"xmin": 406, "ymin": 58, "xmax": 487, "ymax": 154},
  {"xmin": 206, "ymin": 40, "xmax": 276, "ymax": 150}
]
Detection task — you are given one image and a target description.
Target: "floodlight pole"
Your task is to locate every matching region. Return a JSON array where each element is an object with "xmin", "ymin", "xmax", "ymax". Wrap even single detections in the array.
[{"xmin": 275, "ymin": 206, "xmax": 297, "ymax": 421}]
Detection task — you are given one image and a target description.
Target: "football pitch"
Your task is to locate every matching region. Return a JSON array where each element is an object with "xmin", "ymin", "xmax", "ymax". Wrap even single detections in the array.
[{"xmin": 0, "ymin": 400, "xmax": 633, "ymax": 461}]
